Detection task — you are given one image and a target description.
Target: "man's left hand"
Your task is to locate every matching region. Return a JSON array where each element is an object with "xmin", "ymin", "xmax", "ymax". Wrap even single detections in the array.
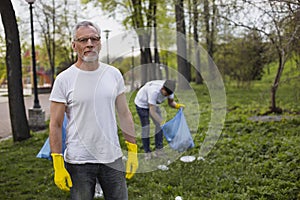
[{"xmin": 125, "ymin": 141, "xmax": 138, "ymax": 179}]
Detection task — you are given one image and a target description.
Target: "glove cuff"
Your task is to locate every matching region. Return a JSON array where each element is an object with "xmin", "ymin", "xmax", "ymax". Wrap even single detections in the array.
[
  {"xmin": 51, "ymin": 153, "xmax": 65, "ymax": 170},
  {"xmin": 125, "ymin": 141, "xmax": 137, "ymax": 153}
]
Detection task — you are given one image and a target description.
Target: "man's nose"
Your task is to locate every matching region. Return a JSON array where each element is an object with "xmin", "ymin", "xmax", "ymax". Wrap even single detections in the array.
[{"xmin": 86, "ymin": 38, "xmax": 94, "ymax": 45}]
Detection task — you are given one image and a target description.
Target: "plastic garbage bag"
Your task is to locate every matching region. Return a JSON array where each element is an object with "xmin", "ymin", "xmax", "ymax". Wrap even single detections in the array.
[
  {"xmin": 36, "ymin": 114, "xmax": 68, "ymax": 160},
  {"xmin": 161, "ymin": 108, "xmax": 194, "ymax": 152}
]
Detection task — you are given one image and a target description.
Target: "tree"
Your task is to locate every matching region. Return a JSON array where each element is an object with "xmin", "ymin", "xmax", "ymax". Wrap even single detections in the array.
[
  {"xmin": 82, "ymin": 0, "xmax": 186, "ymax": 85},
  {"xmin": 220, "ymin": 0, "xmax": 300, "ymax": 113},
  {"xmin": 266, "ymin": 0, "xmax": 300, "ymax": 113},
  {"xmin": 0, "ymin": 0, "xmax": 31, "ymax": 141},
  {"xmin": 130, "ymin": 0, "xmax": 160, "ymax": 84},
  {"xmin": 82, "ymin": 0, "xmax": 160, "ymax": 84},
  {"xmin": 34, "ymin": 0, "xmax": 79, "ymax": 83},
  {"xmin": 175, "ymin": 0, "xmax": 190, "ymax": 89},
  {"xmin": 33, "ymin": 0, "xmax": 56, "ymax": 86}
]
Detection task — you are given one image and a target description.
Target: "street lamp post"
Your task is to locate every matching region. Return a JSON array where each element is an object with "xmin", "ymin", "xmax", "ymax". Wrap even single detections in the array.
[
  {"xmin": 26, "ymin": 0, "xmax": 40, "ymax": 109},
  {"xmin": 131, "ymin": 45, "xmax": 135, "ymax": 91},
  {"xmin": 103, "ymin": 30, "xmax": 111, "ymax": 64},
  {"xmin": 26, "ymin": 0, "xmax": 45, "ymax": 131},
  {"xmin": 130, "ymin": 35, "xmax": 137, "ymax": 91}
]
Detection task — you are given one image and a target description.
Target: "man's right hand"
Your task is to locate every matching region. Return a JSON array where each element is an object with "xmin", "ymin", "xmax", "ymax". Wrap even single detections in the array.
[
  {"xmin": 51, "ymin": 153, "xmax": 73, "ymax": 191},
  {"xmin": 175, "ymin": 103, "xmax": 185, "ymax": 109}
]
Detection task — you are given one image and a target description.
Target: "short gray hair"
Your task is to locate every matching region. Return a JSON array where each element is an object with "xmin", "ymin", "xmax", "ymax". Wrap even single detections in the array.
[{"xmin": 73, "ymin": 21, "xmax": 101, "ymax": 40}]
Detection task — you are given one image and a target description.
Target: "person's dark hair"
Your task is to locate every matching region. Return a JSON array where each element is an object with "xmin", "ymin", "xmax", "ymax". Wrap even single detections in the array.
[{"xmin": 163, "ymin": 80, "xmax": 176, "ymax": 95}]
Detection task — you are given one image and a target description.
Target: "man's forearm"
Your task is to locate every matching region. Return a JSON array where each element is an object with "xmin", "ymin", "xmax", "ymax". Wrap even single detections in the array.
[
  {"xmin": 49, "ymin": 125, "xmax": 63, "ymax": 154},
  {"xmin": 149, "ymin": 106, "xmax": 162, "ymax": 124},
  {"xmin": 123, "ymin": 132, "xmax": 136, "ymax": 144},
  {"xmin": 122, "ymin": 114, "xmax": 136, "ymax": 143}
]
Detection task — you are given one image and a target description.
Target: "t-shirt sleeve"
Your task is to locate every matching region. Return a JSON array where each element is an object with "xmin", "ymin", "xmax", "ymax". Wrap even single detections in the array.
[
  {"xmin": 115, "ymin": 68, "xmax": 126, "ymax": 95},
  {"xmin": 49, "ymin": 76, "xmax": 67, "ymax": 104},
  {"xmin": 168, "ymin": 93, "xmax": 174, "ymax": 99}
]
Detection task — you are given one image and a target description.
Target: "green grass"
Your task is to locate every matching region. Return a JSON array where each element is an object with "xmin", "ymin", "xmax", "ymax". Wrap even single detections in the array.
[
  {"xmin": 0, "ymin": 131, "xmax": 70, "ymax": 200},
  {"xmin": 1, "ymin": 63, "xmax": 300, "ymax": 199}
]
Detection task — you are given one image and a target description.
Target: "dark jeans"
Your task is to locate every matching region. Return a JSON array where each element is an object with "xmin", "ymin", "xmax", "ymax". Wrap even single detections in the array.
[
  {"xmin": 66, "ymin": 157, "xmax": 128, "ymax": 200},
  {"xmin": 136, "ymin": 105, "xmax": 163, "ymax": 153}
]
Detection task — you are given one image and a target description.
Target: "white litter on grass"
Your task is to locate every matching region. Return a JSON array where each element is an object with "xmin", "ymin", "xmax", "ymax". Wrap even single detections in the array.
[
  {"xmin": 197, "ymin": 156, "xmax": 205, "ymax": 161},
  {"xmin": 180, "ymin": 155, "xmax": 196, "ymax": 163},
  {"xmin": 175, "ymin": 196, "xmax": 183, "ymax": 200},
  {"xmin": 157, "ymin": 165, "xmax": 169, "ymax": 171}
]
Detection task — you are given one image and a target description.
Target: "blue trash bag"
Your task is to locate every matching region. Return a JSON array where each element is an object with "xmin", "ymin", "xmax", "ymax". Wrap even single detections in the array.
[
  {"xmin": 36, "ymin": 114, "xmax": 68, "ymax": 160},
  {"xmin": 161, "ymin": 108, "xmax": 194, "ymax": 152}
]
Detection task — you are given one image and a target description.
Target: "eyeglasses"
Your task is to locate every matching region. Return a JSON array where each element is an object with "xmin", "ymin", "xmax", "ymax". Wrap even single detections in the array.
[{"xmin": 74, "ymin": 36, "xmax": 101, "ymax": 43}]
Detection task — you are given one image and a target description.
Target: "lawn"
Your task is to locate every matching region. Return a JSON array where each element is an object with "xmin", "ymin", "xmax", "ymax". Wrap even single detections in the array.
[{"xmin": 0, "ymin": 64, "xmax": 300, "ymax": 199}]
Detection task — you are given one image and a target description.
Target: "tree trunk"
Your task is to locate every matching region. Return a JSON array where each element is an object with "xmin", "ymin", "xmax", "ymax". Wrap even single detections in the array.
[
  {"xmin": 193, "ymin": 0, "xmax": 202, "ymax": 84},
  {"xmin": 153, "ymin": 1, "xmax": 162, "ymax": 80},
  {"xmin": 0, "ymin": 0, "xmax": 31, "ymax": 141},
  {"xmin": 146, "ymin": 0, "xmax": 155, "ymax": 81},
  {"xmin": 204, "ymin": 0, "xmax": 210, "ymax": 54},
  {"xmin": 204, "ymin": 0, "xmax": 217, "ymax": 58},
  {"xmin": 210, "ymin": 0, "xmax": 216, "ymax": 59},
  {"xmin": 139, "ymin": 32, "xmax": 152, "ymax": 85},
  {"xmin": 187, "ymin": 0, "xmax": 193, "ymax": 81},
  {"xmin": 270, "ymin": 51, "xmax": 285, "ymax": 113},
  {"xmin": 131, "ymin": 0, "xmax": 153, "ymax": 85},
  {"xmin": 175, "ymin": 0, "xmax": 190, "ymax": 90}
]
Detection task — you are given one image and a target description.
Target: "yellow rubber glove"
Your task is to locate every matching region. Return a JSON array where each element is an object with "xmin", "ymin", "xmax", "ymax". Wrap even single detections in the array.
[
  {"xmin": 125, "ymin": 141, "xmax": 138, "ymax": 179},
  {"xmin": 51, "ymin": 153, "xmax": 73, "ymax": 191},
  {"xmin": 175, "ymin": 103, "xmax": 185, "ymax": 109}
]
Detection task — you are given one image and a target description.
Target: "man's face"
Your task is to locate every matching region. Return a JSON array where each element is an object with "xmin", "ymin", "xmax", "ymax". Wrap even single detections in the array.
[
  {"xmin": 160, "ymin": 88, "xmax": 170, "ymax": 96},
  {"xmin": 72, "ymin": 25, "xmax": 101, "ymax": 62}
]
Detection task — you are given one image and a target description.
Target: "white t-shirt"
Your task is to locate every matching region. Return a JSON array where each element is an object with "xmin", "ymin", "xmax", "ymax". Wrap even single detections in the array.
[
  {"xmin": 134, "ymin": 80, "xmax": 174, "ymax": 109},
  {"xmin": 49, "ymin": 63, "xmax": 126, "ymax": 164}
]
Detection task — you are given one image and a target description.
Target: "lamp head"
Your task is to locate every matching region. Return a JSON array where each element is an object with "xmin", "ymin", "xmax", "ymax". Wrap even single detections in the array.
[
  {"xmin": 103, "ymin": 30, "xmax": 111, "ymax": 38},
  {"xmin": 25, "ymin": 0, "xmax": 36, "ymax": 4}
]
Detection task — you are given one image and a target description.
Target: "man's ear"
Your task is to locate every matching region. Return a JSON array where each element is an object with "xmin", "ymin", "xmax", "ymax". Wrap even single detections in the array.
[{"xmin": 72, "ymin": 42, "xmax": 76, "ymax": 52}]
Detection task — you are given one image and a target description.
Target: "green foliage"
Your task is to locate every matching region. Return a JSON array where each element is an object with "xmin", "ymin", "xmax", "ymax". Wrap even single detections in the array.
[
  {"xmin": 112, "ymin": 56, "xmax": 139, "ymax": 76},
  {"xmin": 215, "ymin": 30, "xmax": 270, "ymax": 86}
]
